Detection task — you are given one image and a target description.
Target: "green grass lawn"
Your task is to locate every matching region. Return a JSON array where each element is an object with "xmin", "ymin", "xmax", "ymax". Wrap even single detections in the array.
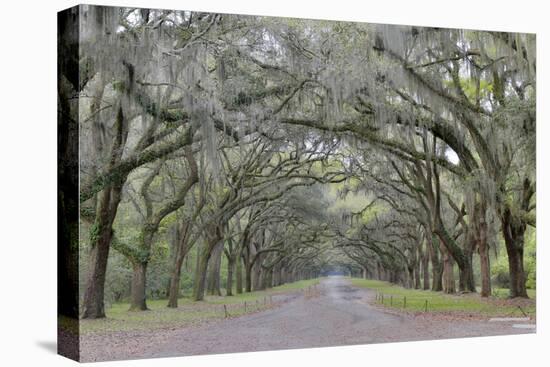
[
  {"xmin": 351, "ymin": 278, "xmax": 536, "ymax": 317},
  {"xmin": 78, "ymin": 278, "xmax": 320, "ymax": 335},
  {"xmin": 478, "ymin": 287, "xmax": 536, "ymax": 299}
]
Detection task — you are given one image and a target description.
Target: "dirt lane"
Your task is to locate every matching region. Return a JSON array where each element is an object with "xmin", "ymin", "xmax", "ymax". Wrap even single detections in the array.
[{"xmin": 80, "ymin": 276, "xmax": 534, "ymax": 362}]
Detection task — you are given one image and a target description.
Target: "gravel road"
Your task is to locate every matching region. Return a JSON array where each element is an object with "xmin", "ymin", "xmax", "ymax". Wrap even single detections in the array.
[{"xmin": 80, "ymin": 276, "xmax": 534, "ymax": 362}]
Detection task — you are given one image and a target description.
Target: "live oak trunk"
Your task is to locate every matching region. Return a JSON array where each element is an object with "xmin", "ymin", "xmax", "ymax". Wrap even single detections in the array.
[
  {"xmin": 207, "ymin": 242, "xmax": 223, "ymax": 296},
  {"xmin": 458, "ymin": 257, "xmax": 475, "ymax": 293},
  {"xmin": 167, "ymin": 261, "xmax": 183, "ymax": 308},
  {"xmin": 434, "ymin": 220, "xmax": 476, "ymax": 293},
  {"xmin": 127, "ymin": 230, "xmax": 155, "ymax": 311},
  {"xmin": 272, "ymin": 265, "xmax": 281, "ymax": 286},
  {"xmin": 193, "ymin": 247, "xmax": 211, "ymax": 301},
  {"xmin": 422, "ymin": 248, "xmax": 430, "ymax": 290},
  {"xmin": 81, "ymin": 185, "xmax": 123, "ymax": 319},
  {"xmin": 236, "ymin": 255, "xmax": 243, "ymax": 294},
  {"xmin": 252, "ymin": 260, "xmax": 263, "ymax": 291},
  {"xmin": 506, "ymin": 246, "xmax": 527, "ymax": 298},
  {"xmin": 414, "ymin": 248, "xmax": 422, "ymax": 289},
  {"xmin": 244, "ymin": 244, "xmax": 254, "ymax": 292},
  {"xmin": 501, "ymin": 205, "xmax": 529, "ymax": 298},
  {"xmin": 245, "ymin": 262, "xmax": 253, "ymax": 292},
  {"xmin": 476, "ymin": 202, "xmax": 491, "ymax": 297},
  {"xmin": 442, "ymin": 246, "xmax": 455, "ymax": 294},
  {"xmin": 479, "ymin": 240, "xmax": 491, "ymax": 297},
  {"xmin": 167, "ymin": 232, "xmax": 192, "ymax": 308},
  {"xmin": 407, "ymin": 265, "xmax": 414, "ymax": 289},
  {"xmin": 427, "ymin": 234, "xmax": 443, "ymax": 292},
  {"xmin": 261, "ymin": 267, "xmax": 273, "ymax": 289},
  {"xmin": 457, "ymin": 227, "xmax": 476, "ymax": 294},
  {"xmin": 81, "ymin": 225, "xmax": 112, "ymax": 318},
  {"xmin": 376, "ymin": 261, "xmax": 382, "ymax": 280},
  {"xmin": 129, "ymin": 262, "xmax": 148, "ymax": 311},
  {"xmin": 82, "ymin": 230, "xmax": 111, "ymax": 319},
  {"xmin": 431, "ymin": 259, "xmax": 443, "ymax": 292},
  {"xmin": 226, "ymin": 254, "xmax": 236, "ymax": 296},
  {"xmin": 193, "ymin": 229, "xmax": 221, "ymax": 301}
]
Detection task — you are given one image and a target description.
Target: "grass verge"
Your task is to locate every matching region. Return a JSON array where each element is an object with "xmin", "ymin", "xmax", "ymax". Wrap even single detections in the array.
[
  {"xmin": 78, "ymin": 278, "xmax": 320, "ymax": 335},
  {"xmin": 479, "ymin": 287, "xmax": 536, "ymax": 299},
  {"xmin": 351, "ymin": 278, "xmax": 535, "ymax": 318}
]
